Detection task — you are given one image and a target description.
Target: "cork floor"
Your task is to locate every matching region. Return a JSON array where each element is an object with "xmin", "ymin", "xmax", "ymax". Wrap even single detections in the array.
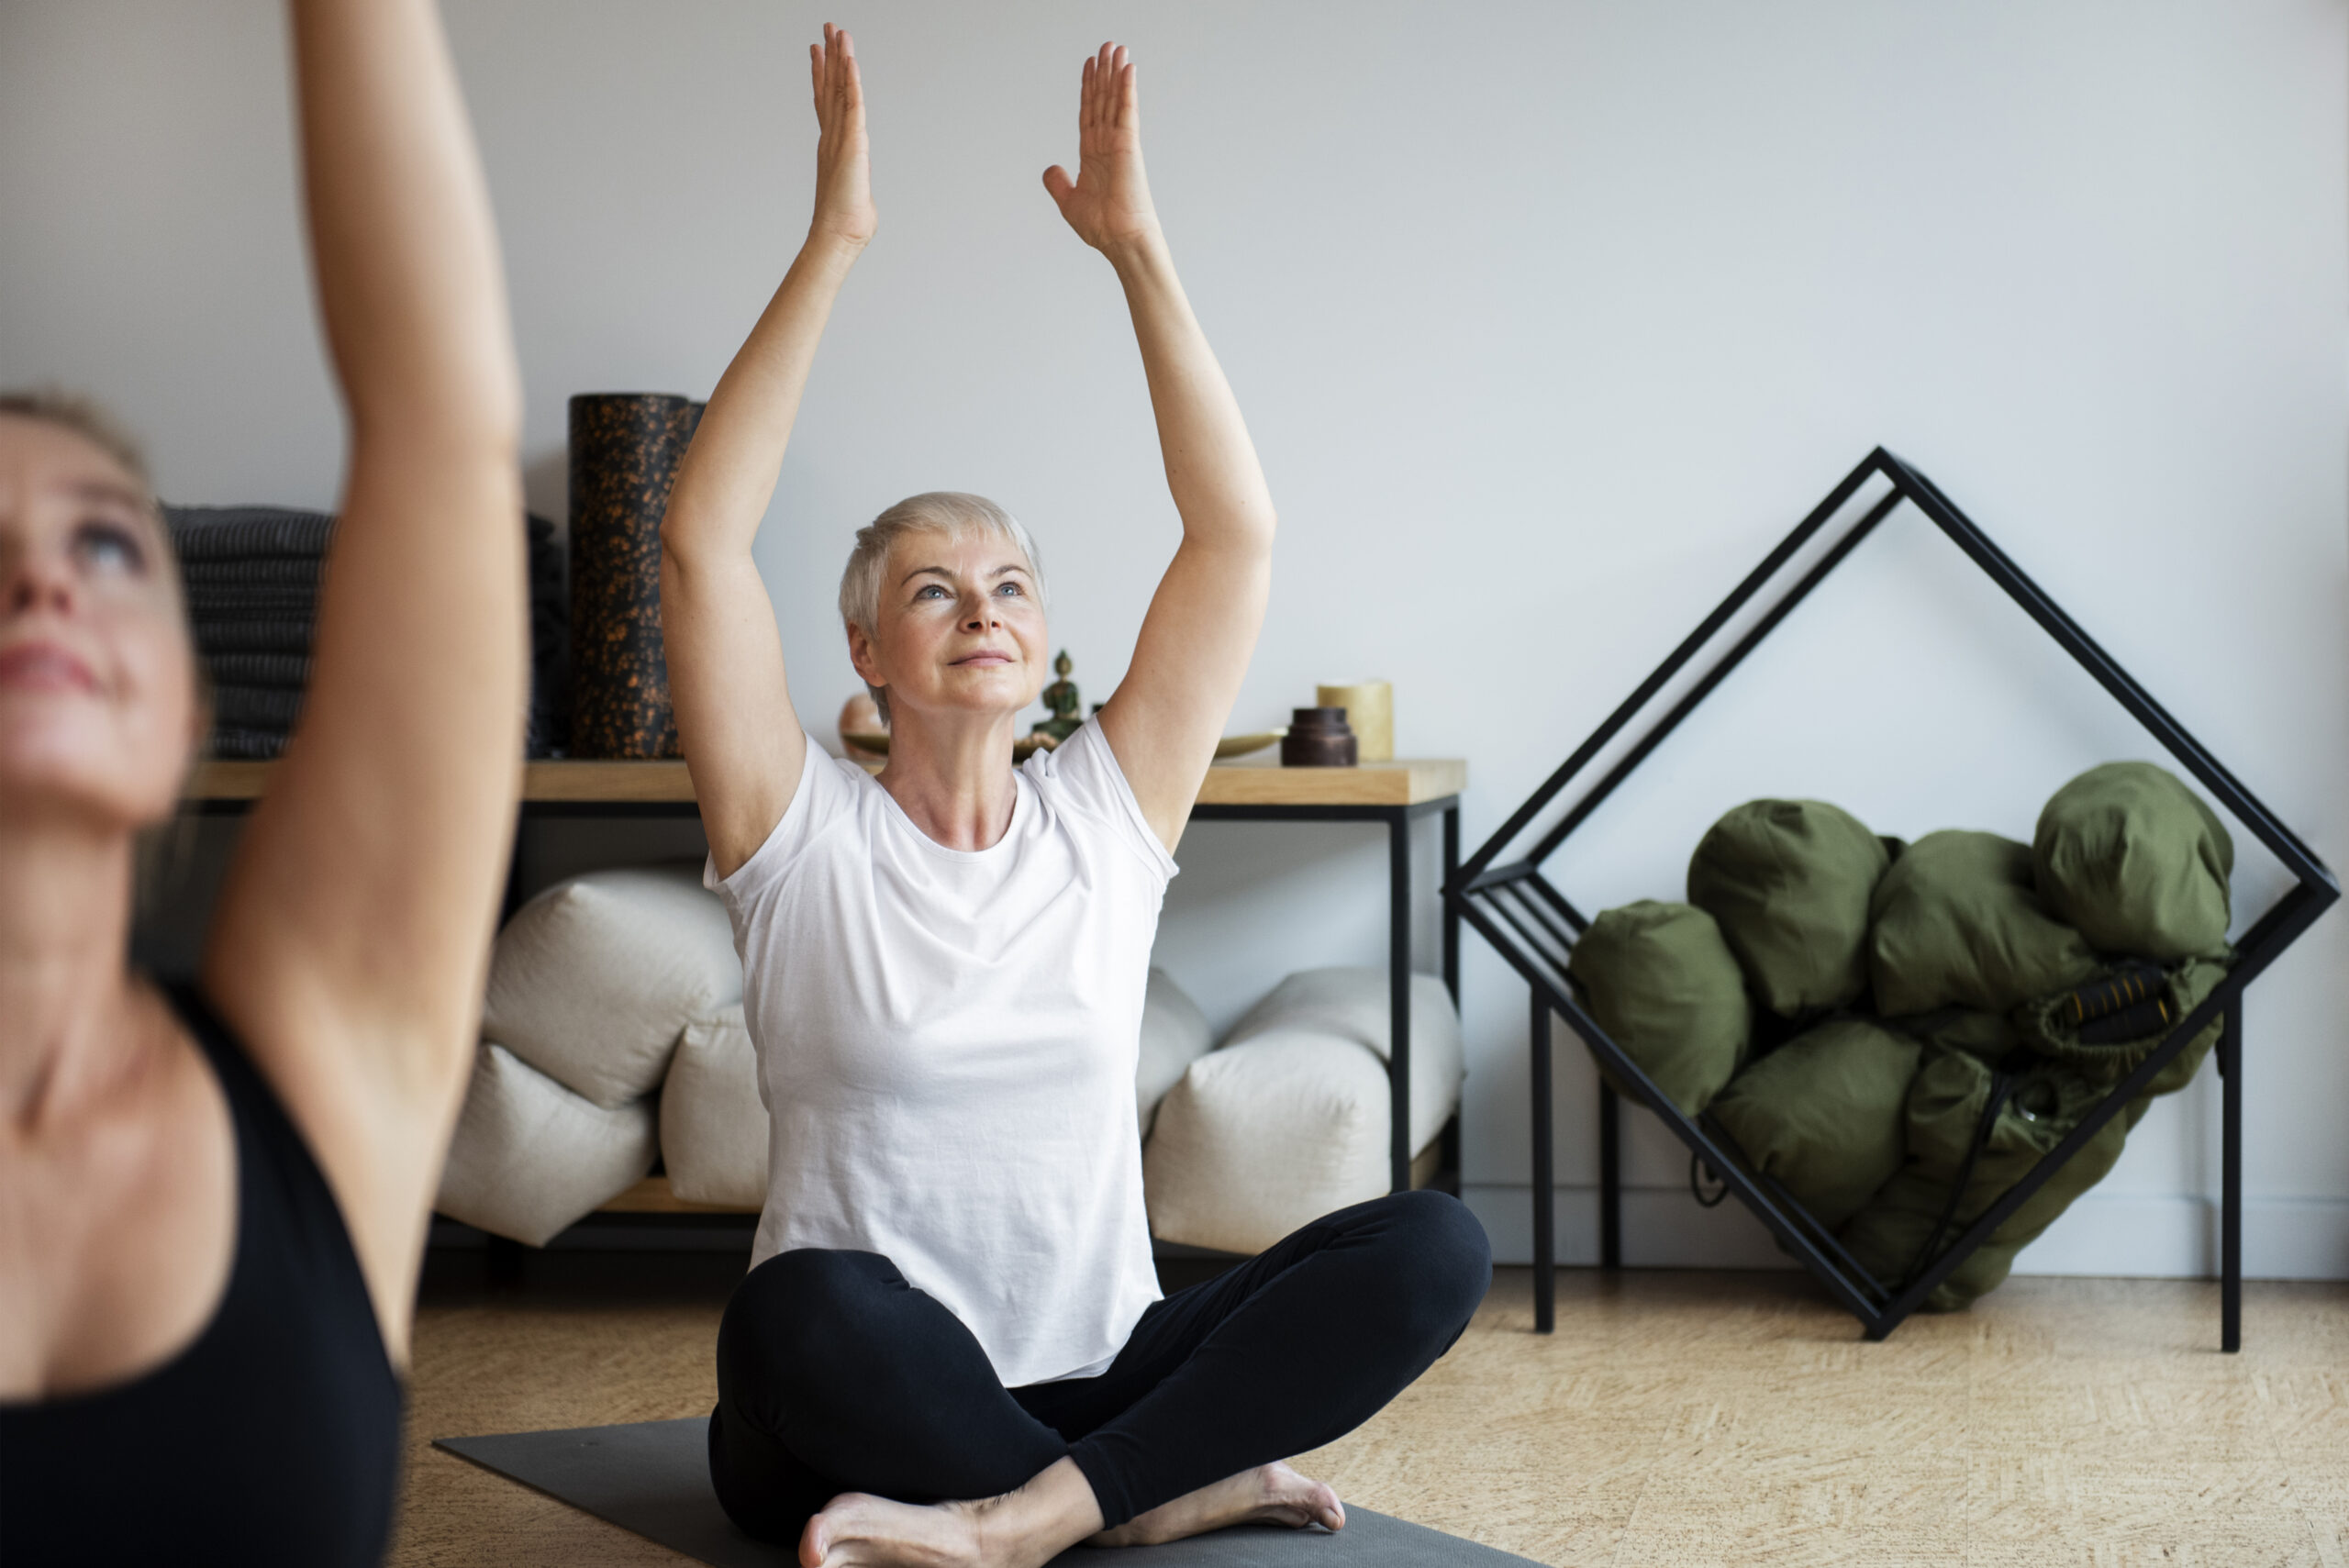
[{"xmin": 394, "ymin": 1253, "xmax": 2349, "ymax": 1567}]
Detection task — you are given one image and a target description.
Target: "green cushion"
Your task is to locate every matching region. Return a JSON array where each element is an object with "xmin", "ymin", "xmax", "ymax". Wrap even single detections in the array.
[
  {"xmin": 1840, "ymin": 1050, "xmax": 2131, "ymax": 1310},
  {"xmin": 1887, "ymin": 1006, "xmax": 2021, "ymax": 1066},
  {"xmin": 1687, "ymin": 799, "xmax": 1890, "ymax": 1017},
  {"xmin": 1709, "ymin": 1018, "xmax": 1920, "ymax": 1229},
  {"xmin": 1565, "ymin": 901, "xmax": 1752, "ymax": 1117},
  {"xmin": 2034, "ymin": 762, "xmax": 2233, "ymax": 962},
  {"xmin": 1867, "ymin": 830, "xmax": 2100, "ymax": 1017}
]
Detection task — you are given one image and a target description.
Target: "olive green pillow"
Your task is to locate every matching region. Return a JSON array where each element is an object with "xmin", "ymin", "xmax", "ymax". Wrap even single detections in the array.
[
  {"xmin": 1840, "ymin": 1050, "xmax": 2132, "ymax": 1310},
  {"xmin": 1868, "ymin": 830, "xmax": 2100, "ymax": 1017},
  {"xmin": 1565, "ymin": 901, "xmax": 1751, "ymax": 1117},
  {"xmin": 2034, "ymin": 762, "xmax": 2233, "ymax": 962},
  {"xmin": 1709, "ymin": 1018, "xmax": 1920, "ymax": 1229},
  {"xmin": 1886, "ymin": 1006, "xmax": 2021, "ymax": 1066},
  {"xmin": 1687, "ymin": 799, "xmax": 1890, "ymax": 1017}
]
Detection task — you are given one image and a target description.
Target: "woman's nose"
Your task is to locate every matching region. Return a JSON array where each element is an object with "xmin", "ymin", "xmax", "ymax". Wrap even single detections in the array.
[{"xmin": 3, "ymin": 544, "xmax": 75, "ymax": 618}]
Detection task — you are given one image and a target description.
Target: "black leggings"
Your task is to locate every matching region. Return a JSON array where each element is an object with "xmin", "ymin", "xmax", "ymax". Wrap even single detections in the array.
[{"xmin": 707, "ymin": 1190, "xmax": 1492, "ymax": 1544}]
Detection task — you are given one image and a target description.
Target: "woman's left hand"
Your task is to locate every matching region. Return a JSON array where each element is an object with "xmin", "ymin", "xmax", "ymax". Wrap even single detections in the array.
[
  {"xmin": 809, "ymin": 22, "xmax": 876, "ymax": 250},
  {"xmin": 1042, "ymin": 42, "xmax": 1161, "ymax": 257}
]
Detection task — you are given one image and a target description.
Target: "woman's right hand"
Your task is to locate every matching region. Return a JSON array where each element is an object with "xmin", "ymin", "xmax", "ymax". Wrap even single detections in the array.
[{"xmin": 808, "ymin": 23, "xmax": 875, "ymax": 250}]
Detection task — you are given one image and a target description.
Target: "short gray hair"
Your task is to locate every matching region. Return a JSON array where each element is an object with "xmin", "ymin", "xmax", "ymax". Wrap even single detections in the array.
[{"xmin": 840, "ymin": 491, "xmax": 1045, "ymax": 724}]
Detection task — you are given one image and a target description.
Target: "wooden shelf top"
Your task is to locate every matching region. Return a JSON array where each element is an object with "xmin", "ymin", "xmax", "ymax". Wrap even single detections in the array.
[
  {"xmin": 1197, "ymin": 756, "xmax": 1465, "ymax": 807},
  {"xmin": 600, "ymin": 1175, "xmax": 754, "ymax": 1215},
  {"xmin": 186, "ymin": 754, "xmax": 1465, "ymax": 809}
]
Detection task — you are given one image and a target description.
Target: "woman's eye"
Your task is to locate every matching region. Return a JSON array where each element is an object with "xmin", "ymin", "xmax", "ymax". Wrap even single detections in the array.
[
  {"xmin": 916, "ymin": 584, "xmax": 948, "ymax": 600},
  {"xmin": 996, "ymin": 582, "xmax": 1024, "ymax": 597},
  {"xmin": 73, "ymin": 521, "xmax": 147, "ymax": 575}
]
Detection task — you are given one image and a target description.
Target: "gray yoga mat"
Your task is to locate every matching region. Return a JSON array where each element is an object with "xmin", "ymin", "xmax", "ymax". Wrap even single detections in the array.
[{"xmin": 434, "ymin": 1418, "xmax": 1542, "ymax": 1567}]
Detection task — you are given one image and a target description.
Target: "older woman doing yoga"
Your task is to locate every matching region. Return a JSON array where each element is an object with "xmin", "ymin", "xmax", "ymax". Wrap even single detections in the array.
[{"xmin": 662, "ymin": 28, "xmax": 1491, "ymax": 1568}]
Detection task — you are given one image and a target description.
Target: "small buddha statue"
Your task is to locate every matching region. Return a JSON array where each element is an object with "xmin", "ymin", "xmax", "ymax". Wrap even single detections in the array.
[{"xmin": 1033, "ymin": 649, "xmax": 1084, "ymax": 741}]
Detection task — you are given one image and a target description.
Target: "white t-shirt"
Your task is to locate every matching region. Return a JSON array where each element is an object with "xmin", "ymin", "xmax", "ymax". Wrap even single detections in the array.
[{"xmin": 706, "ymin": 717, "xmax": 1175, "ymax": 1386}]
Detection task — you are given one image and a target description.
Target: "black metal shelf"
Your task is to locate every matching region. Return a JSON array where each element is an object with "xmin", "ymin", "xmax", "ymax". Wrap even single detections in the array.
[{"xmin": 1447, "ymin": 448, "xmax": 2336, "ymax": 1347}]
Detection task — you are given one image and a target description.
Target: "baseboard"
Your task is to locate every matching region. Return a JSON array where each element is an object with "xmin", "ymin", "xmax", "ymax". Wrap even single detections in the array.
[{"xmin": 1460, "ymin": 1184, "xmax": 2349, "ymax": 1281}]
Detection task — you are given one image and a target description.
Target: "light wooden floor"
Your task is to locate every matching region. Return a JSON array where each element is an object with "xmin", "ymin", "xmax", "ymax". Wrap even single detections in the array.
[{"xmin": 395, "ymin": 1255, "xmax": 2349, "ymax": 1567}]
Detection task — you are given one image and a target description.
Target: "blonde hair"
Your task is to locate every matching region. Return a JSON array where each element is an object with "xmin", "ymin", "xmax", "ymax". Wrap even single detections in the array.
[
  {"xmin": 0, "ymin": 388, "xmax": 156, "ymax": 501},
  {"xmin": 839, "ymin": 491, "xmax": 1044, "ymax": 724}
]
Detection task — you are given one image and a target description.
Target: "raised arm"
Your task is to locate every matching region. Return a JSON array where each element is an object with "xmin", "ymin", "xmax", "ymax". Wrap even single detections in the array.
[
  {"xmin": 1045, "ymin": 44, "xmax": 1277, "ymax": 853},
  {"xmin": 200, "ymin": 0, "xmax": 525, "ymax": 1362},
  {"xmin": 662, "ymin": 24, "xmax": 874, "ymax": 877}
]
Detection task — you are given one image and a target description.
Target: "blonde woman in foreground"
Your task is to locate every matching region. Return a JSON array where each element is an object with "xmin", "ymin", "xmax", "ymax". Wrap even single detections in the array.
[
  {"xmin": 0, "ymin": 2, "xmax": 525, "ymax": 1562},
  {"xmin": 661, "ymin": 28, "xmax": 1490, "ymax": 1568}
]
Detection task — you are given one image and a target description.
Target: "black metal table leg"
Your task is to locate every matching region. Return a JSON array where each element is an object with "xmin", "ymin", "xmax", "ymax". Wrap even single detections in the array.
[
  {"xmin": 500, "ymin": 805, "xmax": 529, "ymax": 925},
  {"xmin": 1187, "ymin": 797, "xmax": 1464, "ymax": 1195},
  {"xmin": 1387, "ymin": 807, "xmax": 1413, "ymax": 1193},
  {"xmin": 2221, "ymin": 998, "xmax": 2243, "ymax": 1353},
  {"xmin": 1531, "ymin": 988, "xmax": 1555, "ymax": 1333},
  {"xmin": 1599, "ymin": 1081, "xmax": 1622, "ymax": 1270},
  {"xmin": 1442, "ymin": 806, "xmax": 1460, "ymax": 1003},
  {"xmin": 1439, "ymin": 806, "xmax": 1463, "ymax": 1179}
]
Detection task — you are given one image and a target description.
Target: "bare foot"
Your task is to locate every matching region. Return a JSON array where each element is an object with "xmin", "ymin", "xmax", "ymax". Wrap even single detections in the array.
[
  {"xmin": 1090, "ymin": 1462, "xmax": 1344, "ymax": 1548},
  {"xmin": 799, "ymin": 1492, "xmax": 983, "ymax": 1567},
  {"xmin": 799, "ymin": 1459, "xmax": 1103, "ymax": 1568}
]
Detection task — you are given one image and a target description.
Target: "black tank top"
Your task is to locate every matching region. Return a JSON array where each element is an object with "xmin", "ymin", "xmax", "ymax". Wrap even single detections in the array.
[{"xmin": 0, "ymin": 985, "xmax": 403, "ymax": 1565}]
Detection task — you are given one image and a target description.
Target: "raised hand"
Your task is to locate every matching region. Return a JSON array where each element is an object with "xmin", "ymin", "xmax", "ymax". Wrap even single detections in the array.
[
  {"xmin": 808, "ymin": 22, "xmax": 875, "ymax": 249},
  {"xmin": 1042, "ymin": 42, "xmax": 1160, "ymax": 256}
]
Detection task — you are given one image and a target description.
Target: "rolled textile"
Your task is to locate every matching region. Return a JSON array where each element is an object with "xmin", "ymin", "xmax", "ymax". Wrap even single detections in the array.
[
  {"xmin": 164, "ymin": 504, "xmax": 335, "ymax": 561},
  {"xmin": 202, "ymin": 652, "xmax": 310, "ymax": 689},
  {"xmin": 211, "ymin": 684, "xmax": 306, "ymax": 730},
  {"xmin": 169, "ymin": 502, "xmax": 572, "ymax": 759},
  {"xmin": 183, "ymin": 584, "xmax": 319, "ymax": 617},
  {"xmin": 569, "ymin": 393, "xmax": 701, "ymax": 758},
  {"xmin": 209, "ymin": 727, "xmax": 290, "ymax": 760},
  {"xmin": 192, "ymin": 618, "xmax": 315, "ymax": 655},
  {"xmin": 181, "ymin": 557, "xmax": 324, "ymax": 588}
]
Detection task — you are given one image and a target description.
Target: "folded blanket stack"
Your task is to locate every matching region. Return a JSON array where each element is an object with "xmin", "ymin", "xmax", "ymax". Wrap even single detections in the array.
[
  {"xmin": 167, "ymin": 506, "xmax": 571, "ymax": 760},
  {"xmin": 167, "ymin": 506, "xmax": 331, "ymax": 760}
]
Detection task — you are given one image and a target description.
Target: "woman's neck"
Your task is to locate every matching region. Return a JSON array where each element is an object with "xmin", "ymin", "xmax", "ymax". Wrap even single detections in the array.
[
  {"xmin": 874, "ymin": 708, "xmax": 1026, "ymax": 851},
  {"xmin": 0, "ymin": 809, "xmax": 145, "ymax": 1130}
]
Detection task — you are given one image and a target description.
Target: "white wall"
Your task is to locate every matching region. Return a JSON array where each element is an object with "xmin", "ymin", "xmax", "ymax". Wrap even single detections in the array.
[{"xmin": 5, "ymin": 0, "xmax": 2343, "ymax": 1279}]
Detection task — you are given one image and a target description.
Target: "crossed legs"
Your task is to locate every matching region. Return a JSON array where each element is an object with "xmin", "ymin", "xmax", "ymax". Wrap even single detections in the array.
[{"xmin": 708, "ymin": 1190, "xmax": 1492, "ymax": 1566}]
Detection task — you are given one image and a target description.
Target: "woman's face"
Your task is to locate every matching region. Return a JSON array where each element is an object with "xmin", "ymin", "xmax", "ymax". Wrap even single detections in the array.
[
  {"xmin": 0, "ymin": 415, "xmax": 200, "ymax": 829},
  {"xmin": 849, "ymin": 527, "xmax": 1047, "ymax": 729}
]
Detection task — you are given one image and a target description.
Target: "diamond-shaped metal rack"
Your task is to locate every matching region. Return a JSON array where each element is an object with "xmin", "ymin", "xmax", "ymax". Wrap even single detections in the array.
[{"xmin": 1446, "ymin": 448, "xmax": 2337, "ymax": 1347}]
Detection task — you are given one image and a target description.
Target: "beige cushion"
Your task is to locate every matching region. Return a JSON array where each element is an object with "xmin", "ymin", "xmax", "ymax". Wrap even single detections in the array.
[
  {"xmin": 1143, "ymin": 968, "xmax": 1464, "ymax": 1255},
  {"xmin": 1136, "ymin": 968, "xmax": 1213, "ymax": 1136},
  {"xmin": 1223, "ymin": 967, "xmax": 1464, "ymax": 1156},
  {"xmin": 660, "ymin": 1005, "xmax": 768, "ymax": 1210},
  {"xmin": 483, "ymin": 862, "xmax": 740, "ymax": 1109},
  {"xmin": 436, "ymin": 1041, "xmax": 657, "ymax": 1246}
]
